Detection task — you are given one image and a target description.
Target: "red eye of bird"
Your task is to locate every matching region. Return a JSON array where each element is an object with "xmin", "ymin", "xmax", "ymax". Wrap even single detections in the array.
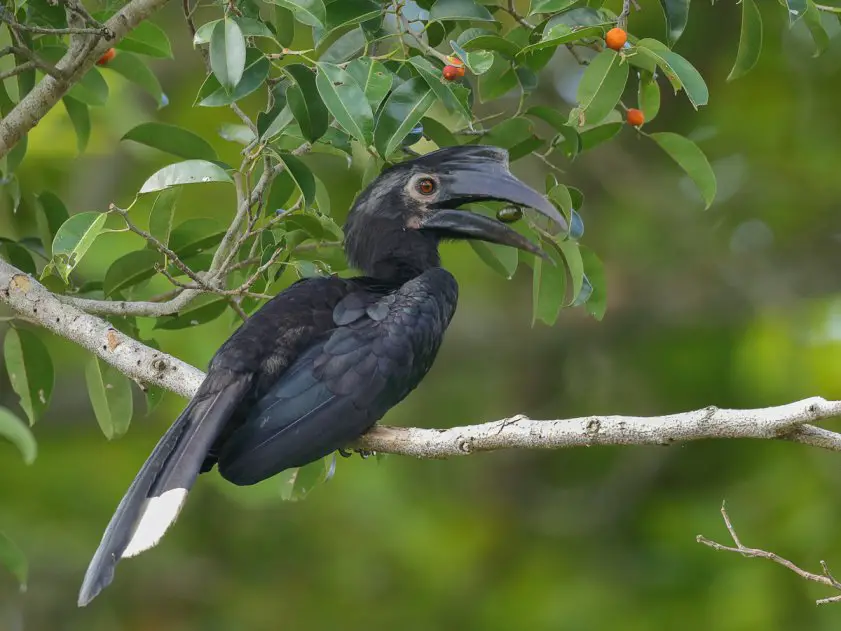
[{"xmin": 416, "ymin": 177, "xmax": 436, "ymax": 196}]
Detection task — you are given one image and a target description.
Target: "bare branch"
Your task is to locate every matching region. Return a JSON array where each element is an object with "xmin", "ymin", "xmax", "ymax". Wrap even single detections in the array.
[
  {"xmin": 2, "ymin": 261, "xmax": 841, "ymax": 462},
  {"xmin": 698, "ymin": 503, "xmax": 841, "ymax": 605},
  {"xmin": 0, "ymin": 0, "xmax": 173, "ymax": 159}
]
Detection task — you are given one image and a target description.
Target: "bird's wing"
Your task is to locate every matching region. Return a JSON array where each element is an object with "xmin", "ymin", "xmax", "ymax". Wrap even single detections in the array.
[
  {"xmin": 78, "ymin": 275, "xmax": 355, "ymax": 607},
  {"xmin": 216, "ymin": 268, "xmax": 458, "ymax": 486}
]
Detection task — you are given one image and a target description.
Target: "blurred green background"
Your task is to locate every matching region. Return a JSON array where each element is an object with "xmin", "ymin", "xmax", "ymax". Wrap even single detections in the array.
[{"xmin": 3, "ymin": 1, "xmax": 841, "ymax": 629}]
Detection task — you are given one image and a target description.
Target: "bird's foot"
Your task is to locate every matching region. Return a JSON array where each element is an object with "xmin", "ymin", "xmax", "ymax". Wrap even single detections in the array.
[{"xmin": 337, "ymin": 448, "xmax": 377, "ymax": 459}]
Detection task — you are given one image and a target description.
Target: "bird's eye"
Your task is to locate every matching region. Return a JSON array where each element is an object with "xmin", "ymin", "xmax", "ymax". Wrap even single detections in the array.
[{"xmin": 416, "ymin": 177, "xmax": 437, "ymax": 196}]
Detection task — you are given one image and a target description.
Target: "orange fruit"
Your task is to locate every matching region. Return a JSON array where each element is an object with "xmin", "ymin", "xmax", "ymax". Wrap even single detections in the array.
[
  {"xmin": 96, "ymin": 48, "xmax": 116, "ymax": 65},
  {"xmin": 626, "ymin": 108, "xmax": 645, "ymax": 126},
  {"xmin": 442, "ymin": 65, "xmax": 461, "ymax": 81},
  {"xmin": 605, "ymin": 28, "xmax": 628, "ymax": 52}
]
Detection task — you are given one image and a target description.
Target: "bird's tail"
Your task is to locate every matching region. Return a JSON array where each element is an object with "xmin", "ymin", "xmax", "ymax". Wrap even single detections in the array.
[{"xmin": 77, "ymin": 375, "xmax": 251, "ymax": 607}]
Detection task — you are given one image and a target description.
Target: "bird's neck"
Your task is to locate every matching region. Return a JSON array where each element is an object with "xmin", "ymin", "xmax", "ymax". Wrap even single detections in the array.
[{"xmin": 345, "ymin": 219, "xmax": 441, "ymax": 283}]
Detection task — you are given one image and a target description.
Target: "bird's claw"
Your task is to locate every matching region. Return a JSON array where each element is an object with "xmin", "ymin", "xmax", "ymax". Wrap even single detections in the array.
[{"xmin": 337, "ymin": 448, "xmax": 377, "ymax": 460}]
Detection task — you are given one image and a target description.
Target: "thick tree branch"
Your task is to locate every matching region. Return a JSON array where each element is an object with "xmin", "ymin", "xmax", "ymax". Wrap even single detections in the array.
[
  {"xmin": 0, "ymin": 259, "xmax": 203, "ymax": 398},
  {"xmin": 698, "ymin": 503, "xmax": 841, "ymax": 605},
  {"xmin": 0, "ymin": 0, "xmax": 171, "ymax": 159},
  {"xmin": 2, "ymin": 258, "xmax": 841, "ymax": 458}
]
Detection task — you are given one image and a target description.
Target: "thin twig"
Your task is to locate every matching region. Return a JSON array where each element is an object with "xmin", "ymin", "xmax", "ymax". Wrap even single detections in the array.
[
  {"xmin": 0, "ymin": 45, "xmax": 65, "ymax": 80},
  {"xmin": 697, "ymin": 503, "xmax": 841, "ymax": 605},
  {"xmin": 0, "ymin": 61, "xmax": 35, "ymax": 81},
  {"xmin": 110, "ymin": 204, "xmax": 209, "ymax": 289},
  {"xmin": 502, "ymin": 0, "xmax": 534, "ymax": 28}
]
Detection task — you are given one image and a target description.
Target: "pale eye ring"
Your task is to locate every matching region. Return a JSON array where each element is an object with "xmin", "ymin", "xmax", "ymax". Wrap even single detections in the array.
[{"xmin": 416, "ymin": 177, "xmax": 437, "ymax": 196}]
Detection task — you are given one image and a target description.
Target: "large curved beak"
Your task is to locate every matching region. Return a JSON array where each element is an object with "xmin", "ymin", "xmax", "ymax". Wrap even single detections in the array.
[
  {"xmin": 419, "ymin": 209, "xmax": 548, "ymax": 258},
  {"xmin": 419, "ymin": 160, "xmax": 567, "ymax": 255}
]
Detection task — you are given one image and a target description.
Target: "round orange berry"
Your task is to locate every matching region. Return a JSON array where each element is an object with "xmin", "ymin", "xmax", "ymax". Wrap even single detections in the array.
[
  {"xmin": 605, "ymin": 28, "xmax": 628, "ymax": 52},
  {"xmin": 626, "ymin": 108, "xmax": 645, "ymax": 127},
  {"xmin": 96, "ymin": 48, "xmax": 116, "ymax": 66},
  {"xmin": 442, "ymin": 65, "xmax": 461, "ymax": 81}
]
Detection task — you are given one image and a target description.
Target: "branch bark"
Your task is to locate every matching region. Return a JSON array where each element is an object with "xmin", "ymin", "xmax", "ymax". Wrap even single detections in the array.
[
  {"xmin": 1, "ymin": 258, "xmax": 841, "ymax": 457},
  {"xmin": 0, "ymin": 0, "xmax": 172, "ymax": 159}
]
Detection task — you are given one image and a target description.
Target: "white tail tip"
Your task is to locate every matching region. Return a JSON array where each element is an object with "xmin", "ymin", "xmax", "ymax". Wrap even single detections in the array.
[{"xmin": 122, "ymin": 488, "xmax": 188, "ymax": 558}]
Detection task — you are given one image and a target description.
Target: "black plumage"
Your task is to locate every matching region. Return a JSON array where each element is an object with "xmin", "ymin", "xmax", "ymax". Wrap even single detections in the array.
[{"xmin": 78, "ymin": 145, "xmax": 567, "ymax": 606}]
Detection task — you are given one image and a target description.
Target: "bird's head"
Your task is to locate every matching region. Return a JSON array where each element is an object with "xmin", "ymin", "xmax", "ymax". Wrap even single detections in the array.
[{"xmin": 344, "ymin": 145, "xmax": 568, "ymax": 278}]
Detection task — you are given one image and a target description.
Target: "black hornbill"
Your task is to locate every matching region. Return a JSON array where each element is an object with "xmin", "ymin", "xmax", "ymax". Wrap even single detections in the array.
[{"xmin": 77, "ymin": 145, "xmax": 567, "ymax": 606}]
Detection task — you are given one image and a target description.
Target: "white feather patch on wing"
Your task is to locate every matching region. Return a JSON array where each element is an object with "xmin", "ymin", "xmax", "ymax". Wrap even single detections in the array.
[{"xmin": 121, "ymin": 488, "xmax": 188, "ymax": 558}]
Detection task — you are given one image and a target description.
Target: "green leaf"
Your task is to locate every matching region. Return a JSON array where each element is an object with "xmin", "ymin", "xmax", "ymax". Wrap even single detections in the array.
[
  {"xmin": 315, "ymin": 62, "xmax": 374, "ymax": 145},
  {"xmin": 139, "ymin": 160, "xmax": 233, "ymax": 194},
  {"xmin": 62, "ymin": 96, "xmax": 89, "ymax": 153},
  {"xmin": 470, "ymin": 241, "xmax": 518, "ymax": 278},
  {"xmin": 420, "ymin": 116, "xmax": 458, "ymax": 147},
  {"xmin": 659, "ymin": 0, "xmax": 690, "ymax": 45},
  {"xmin": 346, "ymin": 57, "xmax": 393, "ymax": 111},
  {"xmin": 283, "ymin": 213, "xmax": 325, "ymax": 239},
  {"xmin": 802, "ymin": 0, "xmax": 830, "ymax": 56},
  {"xmin": 4, "ymin": 329, "xmax": 53, "ymax": 426},
  {"xmin": 580, "ymin": 245, "xmax": 606, "ymax": 320},
  {"xmin": 68, "ymin": 67, "xmax": 108, "ymax": 106},
  {"xmin": 638, "ymin": 74, "xmax": 661, "ymax": 120},
  {"xmin": 85, "ymin": 357, "xmax": 133, "ymax": 439},
  {"xmin": 529, "ymin": 0, "xmax": 578, "ymax": 14},
  {"xmin": 576, "ymin": 49, "xmax": 629, "ymax": 127},
  {"xmin": 478, "ymin": 55, "xmax": 518, "ymax": 102},
  {"xmin": 649, "ymin": 131, "xmax": 716, "ymax": 209},
  {"xmin": 531, "ymin": 247, "xmax": 566, "ymax": 326},
  {"xmin": 7, "ymin": 133, "xmax": 26, "ymax": 174},
  {"xmin": 273, "ymin": 5, "xmax": 296, "ymax": 46},
  {"xmin": 116, "ymin": 21, "xmax": 173, "ymax": 58},
  {"xmin": 154, "ymin": 297, "xmax": 229, "ymax": 330},
  {"xmin": 210, "ymin": 18, "xmax": 247, "ymax": 92},
  {"xmin": 785, "ymin": 0, "xmax": 807, "ymax": 24},
  {"xmin": 122, "ymin": 123, "xmax": 217, "ymax": 161},
  {"xmin": 556, "ymin": 239, "xmax": 584, "ymax": 304},
  {"xmin": 525, "ymin": 106, "xmax": 581, "ymax": 158},
  {"xmin": 149, "ymin": 187, "xmax": 180, "ymax": 247},
  {"xmin": 285, "ymin": 64, "xmax": 329, "ymax": 142},
  {"xmin": 103, "ymin": 51, "xmax": 166, "ymax": 107},
  {"xmin": 429, "ymin": 0, "xmax": 494, "ymax": 21},
  {"xmin": 36, "ymin": 191, "xmax": 69, "ymax": 258},
  {"xmin": 518, "ymin": 9, "xmax": 611, "ymax": 57},
  {"xmin": 169, "ymin": 218, "xmax": 226, "ymax": 260},
  {"xmin": 103, "ymin": 249, "xmax": 161, "ymax": 297},
  {"xmin": 458, "ymin": 32, "xmax": 521, "ymax": 57},
  {"xmin": 279, "ymin": 457, "xmax": 333, "ymax": 501},
  {"xmin": 194, "ymin": 17, "xmax": 275, "ymax": 45},
  {"xmin": 408, "ymin": 56, "xmax": 472, "ymax": 119},
  {"xmin": 46, "ymin": 212, "xmax": 107, "ymax": 283},
  {"xmin": 636, "ymin": 39, "xmax": 708, "ymax": 109},
  {"xmin": 266, "ymin": 0, "xmax": 326, "ymax": 28},
  {"xmin": 0, "ymin": 530, "xmax": 28, "ymax": 589},
  {"xmin": 579, "ymin": 121, "xmax": 622, "ymax": 151},
  {"xmin": 374, "ymin": 77, "xmax": 436, "ymax": 157},
  {"xmin": 0, "ymin": 405, "xmax": 36, "ymax": 464},
  {"xmin": 0, "ymin": 241, "xmax": 35, "ymax": 275},
  {"xmin": 277, "ymin": 153, "xmax": 316, "ymax": 207},
  {"xmin": 198, "ymin": 49, "xmax": 270, "ymax": 107},
  {"xmin": 727, "ymin": 0, "xmax": 762, "ymax": 81}
]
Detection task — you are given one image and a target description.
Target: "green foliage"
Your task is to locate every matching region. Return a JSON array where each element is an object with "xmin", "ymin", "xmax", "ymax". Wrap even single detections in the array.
[
  {"xmin": 0, "ymin": 0, "xmax": 837, "ymax": 590},
  {"xmin": 3, "ymin": 329, "xmax": 54, "ymax": 425}
]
